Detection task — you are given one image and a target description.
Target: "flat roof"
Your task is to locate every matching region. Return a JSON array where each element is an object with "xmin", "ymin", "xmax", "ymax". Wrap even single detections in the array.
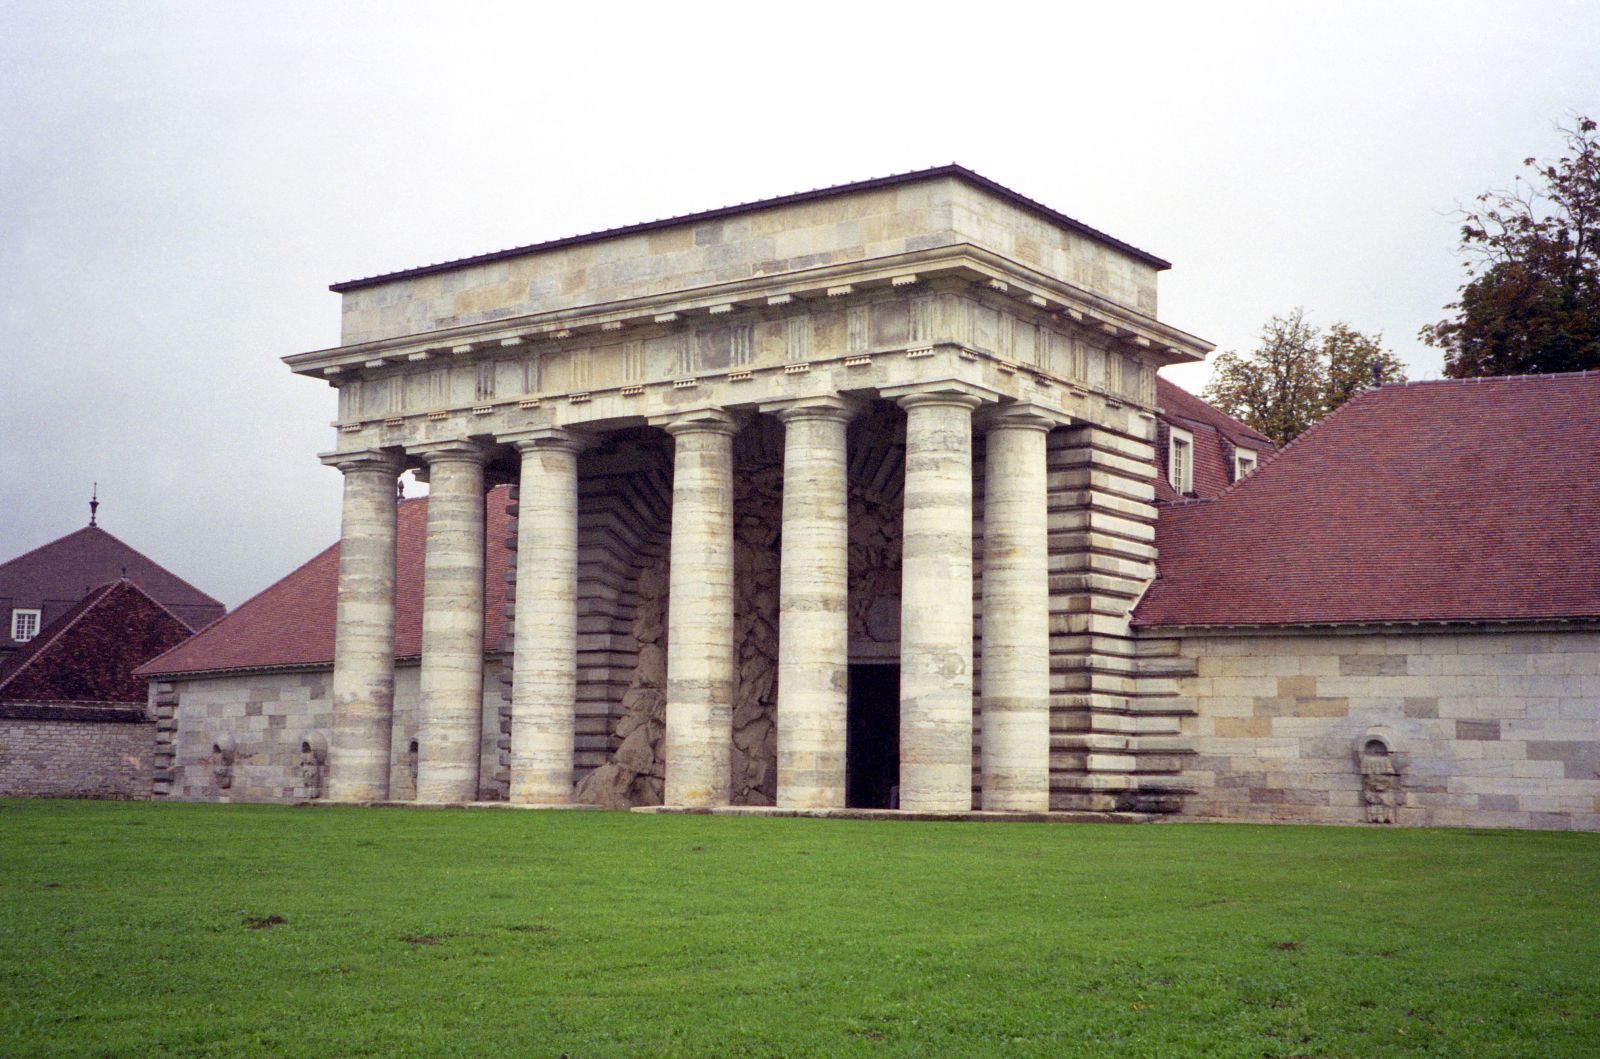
[{"xmin": 329, "ymin": 165, "xmax": 1172, "ymax": 293}]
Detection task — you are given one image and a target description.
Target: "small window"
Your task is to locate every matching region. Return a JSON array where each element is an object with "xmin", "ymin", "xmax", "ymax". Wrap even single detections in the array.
[
  {"xmin": 1234, "ymin": 448, "xmax": 1258, "ymax": 481},
  {"xmin": 1168, "ymin": 428, "xmax": 1194, "ymax": 494},
  {"xmin": 11, "ymin": 609, "xmax": 41, "ymax": 642}
]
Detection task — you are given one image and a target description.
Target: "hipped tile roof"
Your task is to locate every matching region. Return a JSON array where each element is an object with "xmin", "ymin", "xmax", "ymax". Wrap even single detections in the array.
[
  {"xmin": 1153, "ymin": 378, "xmax": 1275, "ymax": 502},
  {"xmin": 0, "ymin": 525, "xmax": 226, "ymax": 633},
  {"xmin": 0, "ymin": 579, "xmax": 194, "ymax": 704},
  {"xmin": 1135, "ymin": 372, "xmax": 1600, "ymax": 627},
  {"xmin": 137, "ymin": 487, "xmax": 511, "ymax": 677}
]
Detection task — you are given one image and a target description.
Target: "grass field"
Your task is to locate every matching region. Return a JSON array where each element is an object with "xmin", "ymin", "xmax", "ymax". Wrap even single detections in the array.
[{"xmin": 1, "ymin": 801, "xmax": 1596, "ymax": 1057}]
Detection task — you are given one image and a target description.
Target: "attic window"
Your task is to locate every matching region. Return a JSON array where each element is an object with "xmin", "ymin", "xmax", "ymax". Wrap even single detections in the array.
[
  {"xmin": 1168, "ymin": 428, "xmax": 1194, "ymax": 494},
  {"xmin": 1234, "ymin": 448, "xmax": 1258, "ymax": 480},
  {"xmin": 11, "ymin": 608, "xmax": 41, "ymax": 642}
]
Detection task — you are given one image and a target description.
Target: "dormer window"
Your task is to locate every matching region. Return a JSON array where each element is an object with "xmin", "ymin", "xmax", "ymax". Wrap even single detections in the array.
[
  {"xmin": 11, "ymin": 608, "xmax": 41, "ymax": 642},
  {"xmin": 1234, "ymin": 448, "xmax": 1258, "ymax": 481},
  {"xmin": 1168, "ymin": 428, "xmax": 1194, "ymax": 494}
]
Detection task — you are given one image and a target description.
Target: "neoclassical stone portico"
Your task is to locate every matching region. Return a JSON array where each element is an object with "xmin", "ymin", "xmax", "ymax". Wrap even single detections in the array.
[{"xmin": 304, "ymin": 167, "xmax": 1212, "ymax": 813}]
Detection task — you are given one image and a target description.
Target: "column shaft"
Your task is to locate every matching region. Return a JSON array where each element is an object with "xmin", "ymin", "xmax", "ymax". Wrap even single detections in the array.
[
  {"xmin": 416, "ymin": 446, "xmax": 487, "ymax": 803},
  {"xmin": 663, "ymin": 414, "xmax": 737, "ymax": 807},
  {"xmin": 980, "ymin": 414, "xmax": 1053, "ymax": 810},
  {"xmin": 509, "ymin": 435, "xmax": 580, "ymax": 804},
  {"xmin": 325, "ymin": 452, "xmax": 401, "ymax": 802},
  {"xmin": 898, "ymin": 393, "xmax": 981, "ymax": 812},
  {"xmin": 775, "ymin": 402, "xmax": 851, "ymax": 808}
]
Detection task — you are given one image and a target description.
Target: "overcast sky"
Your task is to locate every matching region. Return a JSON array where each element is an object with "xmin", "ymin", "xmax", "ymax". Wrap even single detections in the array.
[{"xmin": 2, "ymin": 1, "xmax": 1595, "ymax": 608}]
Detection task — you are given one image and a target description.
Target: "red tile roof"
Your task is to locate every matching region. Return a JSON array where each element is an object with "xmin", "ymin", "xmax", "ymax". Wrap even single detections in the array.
[
  {"xmin": 0, "ymin": 579, "xmax": 194, "ymax": 704},
  {"xmin": 1153, "ymin": 377, "xmax": 1275, "ymax": 502},
  {"xmin": 0, "ymin": 525, "xmax": 226, "ymax": 636},
  {"xmin": 1135, "ymin": 372, "xmax": 1600, "ymax": 627},
  {"xmin": 137, "ymin": 488, "xmax": 512, "ymax": 677}
]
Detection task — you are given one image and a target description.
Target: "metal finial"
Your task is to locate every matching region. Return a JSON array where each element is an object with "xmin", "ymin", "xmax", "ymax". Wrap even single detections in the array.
[{"xmin": 89, "ymin": 483, "xmax": 99, "ymax": 527}]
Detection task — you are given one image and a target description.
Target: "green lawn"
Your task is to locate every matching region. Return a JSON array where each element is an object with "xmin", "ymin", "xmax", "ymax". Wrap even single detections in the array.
[{"xmin": 1, "ymin": 801, "xmax": 1596, "ymax": 1057}]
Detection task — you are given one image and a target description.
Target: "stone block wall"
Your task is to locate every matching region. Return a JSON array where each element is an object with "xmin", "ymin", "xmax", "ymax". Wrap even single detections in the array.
[
  {"xmin": 1043, "ymin": 417, "xmax": 1192, "ymax": 813},
  {"xmin": 1173, "ymin": 627, "xmax": 1600, "ymax": 830},
  {"xmin": 0, "ymin": 707, "xmax": 153, "ymax": 798},
  {"xmin": 165, "ymin": 663, "xmax": 503, "ymax": 803}
]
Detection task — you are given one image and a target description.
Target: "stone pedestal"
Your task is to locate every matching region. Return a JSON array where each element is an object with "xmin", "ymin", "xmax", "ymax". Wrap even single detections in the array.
[
  {"xmin": 322, "ymin": 449, "xmax": 403, "ymax": 802},
  {"xmin": 414, "ymin": 441, "xmax": 488, "ymax": 803},
  {"xmin": 979, "ymin": 407, "xmax": 1055, "ymax": 811},
  {"xmin": 895, "ymin": 390, "xmax": 982, "ymax": 812},
  {"xmin": 662, "ymin": 411, "xmax": 738, "ymax": 807},
  {"xmin": 506, "ymin": 431, "xmax": 582, "ymax": 804},
  {"xmin": 774, "ymin": 399, "xmax": 854, "ymax": 808}
]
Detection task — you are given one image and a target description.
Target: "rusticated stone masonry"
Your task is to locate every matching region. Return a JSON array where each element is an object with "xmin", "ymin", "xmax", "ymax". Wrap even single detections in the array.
[{"xmin": 574, "ymin": 554, "xmax": 668, "ymax": 807}]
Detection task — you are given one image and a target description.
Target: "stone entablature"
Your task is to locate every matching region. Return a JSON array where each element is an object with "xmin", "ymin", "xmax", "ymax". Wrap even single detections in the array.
[{"xmin": 294, "ymin": 259, "xmax": 1202, "ymax": 459}]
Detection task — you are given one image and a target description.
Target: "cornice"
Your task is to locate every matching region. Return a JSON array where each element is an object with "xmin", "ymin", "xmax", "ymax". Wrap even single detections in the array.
[{"xmin": 285, "ymin": 245, "xmax": 1211, "ymax": 381}]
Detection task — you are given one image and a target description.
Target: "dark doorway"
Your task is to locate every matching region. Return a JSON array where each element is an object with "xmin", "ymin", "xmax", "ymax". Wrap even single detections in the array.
[{"xmin": 847, "ymin": 664, "xmax": 900, "ymax": 809}]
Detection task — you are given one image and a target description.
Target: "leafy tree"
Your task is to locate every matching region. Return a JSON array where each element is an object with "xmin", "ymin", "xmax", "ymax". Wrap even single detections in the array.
[
  {"xmin": 1422, "ymin": 116, "xmax": 1600, "ymax": 377},
  {"xmin": 1202, "ymin": 311, "xmax": 1404, "ymax": 446},
  {"xmin": 1322, "ymin": 322, "xmax": 1408, "ymax": 413},
  {"xmin": 1203, "ymin": 310, "xmax": 1324, "ymax": 446}
]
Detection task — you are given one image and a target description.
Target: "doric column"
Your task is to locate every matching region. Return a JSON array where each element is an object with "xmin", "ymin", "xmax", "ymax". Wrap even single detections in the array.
[
  {"xmin": 413, "ymin": 440, "xmax": 489, "ymax": 803},
  {"xmin": 661, "ymin": 409, "xmax": 738, "ymax": 807},
  {"xmin": 896, "ymin": 389, "xmax": 983, "ymax": 812},
  {"xmin": 321, "ymin": 448, "xmax": 403, "ymax": 802},
  {"xmin": 774, "ymin": 397, "xmax": 854, "ymax": 808},
  {"xmin": 505, "ymin": 429, "xmax": 581, "ymax": 804},
  {"xmin": 979, "ymin": 405, "xmax": 1056, "ymax": 811}
]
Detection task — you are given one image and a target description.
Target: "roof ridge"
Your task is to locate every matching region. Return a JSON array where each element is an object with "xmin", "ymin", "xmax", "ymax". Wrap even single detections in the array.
[
  {"xmin": 135, "ymin": 539, "xmax": 343, "ymax": 676},
  {"xmin": 1384, "ymin": 369, "xmax": 1600, "ymax": 387},
  {"xmin": 130, "ymin": 576, "xmax": 203, "ymax": 635},
  {"xmin": 0, "ymin": 524, "xmax": 225, "ymax": 610},
  {"xmin": 0, "ymin": 579, "xmax": 121, "ymax": 693},
  {"xmin": 1155, "ymin": 377, "xmax": 1274, "ymax": 445},
  {"xmin": 329, "ymin": 165, "xmax": 1172, "ymax": 292},
  {"xmin": 0, "ymin": 525, "xmax": 96, "ymax": 579},
  {"xmin": 1192, "ymin": 383, "xmax": 1385, "ymax": 505}
]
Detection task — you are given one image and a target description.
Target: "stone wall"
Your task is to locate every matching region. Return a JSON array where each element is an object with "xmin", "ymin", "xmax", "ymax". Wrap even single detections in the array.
[
  {"xmin": 0, "ymin": 707, "xmax": 153, "ymax": 798},
  {"xmin": 1171, "ymin": 627, "xmax": 1600, "ymax": 830},
  {"xmin": 163, "ymin": 662, "xmax": 504, "ymax": 803},
  {"xmin": 1043, "ymin": 417, "xmax": 1190, "ymax": 813}
]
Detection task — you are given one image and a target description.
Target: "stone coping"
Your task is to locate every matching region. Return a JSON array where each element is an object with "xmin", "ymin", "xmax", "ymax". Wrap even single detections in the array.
[{"xmin": 0, "ymin": 701, "xmax": 149, "ymax": 723}]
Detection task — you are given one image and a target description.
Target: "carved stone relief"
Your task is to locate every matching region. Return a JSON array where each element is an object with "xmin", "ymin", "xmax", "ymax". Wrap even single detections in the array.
[
  {"xmin": 729, "ymin": 452, "xmax": 781, "ymax": 806},
  {"xmin": 210, "ymin": 734, "xmax": 236, "ymax": 792},
  {"xmin": 1355, "ymin": 728, "xmax": 1405, "ymax": 824},
  {"xmin": 297, "ymin": 732, "xmax": 327, "ymax": 800},
  {"xmin": 574, "ymin": 556, "xmax": 668, "ymax": 808}
]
